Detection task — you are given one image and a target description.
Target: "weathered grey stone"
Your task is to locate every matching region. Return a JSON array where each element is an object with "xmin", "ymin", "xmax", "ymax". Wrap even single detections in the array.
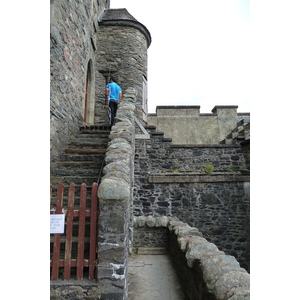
[
  {"xmin": 137, "ymin": 216, "xmax": 146, "ymax": 227},
  {"xmin": 186, "ymin": 238, "xmax": 219, "ymax": 268},
  {"xmin": 108, "ymin": 137, "xmax": 130, "ymax": 147},
  {"xmin": 145, "ymin": 216, "xmax": 155, "ymax": 227},
  {"xmin": 105, "ymin": 150, "xmax": 131, "ymax": 165},
  {"xmin": 168, "ymin": 220, "xmax": 186, "ymax": 232},
  {"xmin": 107, "ymin": 141, "xmax": 132, "ymax": 153},
  {"xmin": 101, "ymin": 171, "xmax": 130, "ymax": 185},
  {"xmin": 177, "ymin": 236, "xmax": 189, "ymax": 252},
  {"xmin": 103, "ymin": 161, "xmax": 130, "ymax": 176},
  {"xmin": 201, "ymin": 253, "xmax": 245, "ymax": 292},
  {"xmin": 214, "ymin": 271, "xmax": 250, "ymax": 300},
  {"xmin": 109, "ymin": 128, "xmax": 133, "ymax": 142},
  {"xmin": 113, "ymin": 120, "xmax": 135, "ymax": 131},
  {"xmin": 119, "ymin": 102, "xmax": 136, "ymax": 111},
  {"xmin": 98, "ymin": 178, "xmax": 130, "ymax": 200},
  {"xmin": 174, "ymin": 225, "xmax": 202, "ymax": 238},
  {"xmin": 228, "ymin": 289, "xmax": 250, "ymax": 300},
  {"xmin": 132, "ymin": 216, "xmax": 137, "ymax": 227},
  {"xmin": 159, "ymin": 216, "xmax": 169, "ymax": 227},
  {"xmin": 50, "ymin": 282, "xmax": 101, "ymax": 299}
]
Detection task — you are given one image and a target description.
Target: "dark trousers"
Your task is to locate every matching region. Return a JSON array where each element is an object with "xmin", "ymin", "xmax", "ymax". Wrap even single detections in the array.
[{"xmin": 109, "ymin": 100, "xmax": 118, "ymax": 126}]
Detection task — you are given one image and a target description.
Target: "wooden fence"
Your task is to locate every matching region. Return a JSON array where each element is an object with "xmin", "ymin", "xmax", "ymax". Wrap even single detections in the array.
[{"xmin": 50, "ymin": 182, "xmax": 98, "ymax": 281}]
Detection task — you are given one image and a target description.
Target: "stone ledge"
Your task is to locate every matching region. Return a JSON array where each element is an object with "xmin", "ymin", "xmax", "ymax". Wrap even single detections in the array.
[
  {"xmin": 137, "ymin": 247, "xmax": 167, "ymax": 255},
  {"xmin": 148, "ymin": 173, "xmax": 250, "ymax": 183},
  {"xmin": 171, "ymin": 144, "xmax": 241, "ymax": 148}
]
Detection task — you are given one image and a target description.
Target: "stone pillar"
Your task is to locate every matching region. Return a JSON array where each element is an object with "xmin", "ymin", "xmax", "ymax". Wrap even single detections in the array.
[{"xmin": 97, "ymin": 88, "xmax": 137, "ymax": 299}]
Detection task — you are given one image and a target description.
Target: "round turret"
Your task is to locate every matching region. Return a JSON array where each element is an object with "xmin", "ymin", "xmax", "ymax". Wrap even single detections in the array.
[{"xmin": 97, "ymin": 8, "xmax": 151, "ymax": 122}]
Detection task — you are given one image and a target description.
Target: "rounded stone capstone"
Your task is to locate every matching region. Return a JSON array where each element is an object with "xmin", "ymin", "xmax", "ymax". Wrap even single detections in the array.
[
  {"xmin": 98, "ymin": 178, "xmax": 130, "ymax": 201},
  {"xmin": 103, "ymin": 161, "xmax": 130, "ymax": 175},
  {"xmin": 107, "ymin": 141, "xmax": 132, "ymax": 153}
]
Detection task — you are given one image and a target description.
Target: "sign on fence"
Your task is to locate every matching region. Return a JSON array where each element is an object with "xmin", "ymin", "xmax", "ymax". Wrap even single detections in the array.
[{"xmin": 50, "ymin": 214, "xmax": 65, "ymax": 234}]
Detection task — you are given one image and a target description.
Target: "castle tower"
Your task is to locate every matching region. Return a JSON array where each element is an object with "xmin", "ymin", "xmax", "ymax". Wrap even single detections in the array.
[{"xmin": 97, "ymin": 8, "xmax": 151, "ymax": 123}]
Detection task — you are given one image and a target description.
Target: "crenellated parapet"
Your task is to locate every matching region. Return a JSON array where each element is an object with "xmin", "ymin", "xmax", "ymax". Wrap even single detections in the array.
[{"xmin": 148, "ymin": 105, "xmax": 250, "ymax": 144}]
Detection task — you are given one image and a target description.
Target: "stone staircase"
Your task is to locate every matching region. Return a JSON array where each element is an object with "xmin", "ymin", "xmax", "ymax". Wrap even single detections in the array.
[
  {"xmin": 220, "ymin": 119, "xmax": 250, "ymax": 144},
  {"xmin": 50, "ymin": 125, "xmax": 111, "ymax": 187},
  {"xmin": 50, "ymin": 125, "xmax": 111, "ymax": 279}
]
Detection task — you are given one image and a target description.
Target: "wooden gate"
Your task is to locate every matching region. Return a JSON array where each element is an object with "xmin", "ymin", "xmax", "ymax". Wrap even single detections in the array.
[{"xmin": 50, "ymin": 182, "xmax": 98, "ymax": 281}]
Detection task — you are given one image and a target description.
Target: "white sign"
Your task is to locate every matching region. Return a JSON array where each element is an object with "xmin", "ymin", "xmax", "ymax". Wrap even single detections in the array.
[{"xmin": 50, "ymin": 214, "xmax": 65, "ymax": 234}]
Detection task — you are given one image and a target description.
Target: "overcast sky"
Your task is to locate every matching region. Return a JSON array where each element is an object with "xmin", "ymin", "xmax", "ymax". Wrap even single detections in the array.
[{"xmin": 110, "ymin": 0, "xmax": 250, "ymax": 113}]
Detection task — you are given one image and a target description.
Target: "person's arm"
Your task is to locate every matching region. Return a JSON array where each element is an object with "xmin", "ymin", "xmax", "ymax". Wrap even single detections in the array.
[
  {"xmin": 105, "ymin": 87, "xmax": 109, "ymax": 105},
  {"xmin": 119, "ymin": 91, "xmax": 122, "ymax": 102}
]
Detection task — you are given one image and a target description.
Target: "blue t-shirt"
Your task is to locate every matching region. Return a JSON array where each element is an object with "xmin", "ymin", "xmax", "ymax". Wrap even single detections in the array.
[{"xmin": 106, "ymin": 82, "xmax": 122, "ymax": 102}]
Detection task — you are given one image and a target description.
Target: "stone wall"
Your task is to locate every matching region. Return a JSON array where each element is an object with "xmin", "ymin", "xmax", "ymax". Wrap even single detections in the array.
[
  {"xmin": 133, "ymin": 216, "xmax": 250, "ymax": 300},
  {"xmin": 50, "ymin": 0, "xmax": 109, "ymax": 165},
  {"xmin": 134, "ymin": 133, "xmax": 250, "ymax": 272},
  {"xmin": 97, "ymin": 88, "xmax": 137, "ymax": 300},
  {"xmin": 147, "ymin": 106, "xmax": 250, "ymax": 144}
]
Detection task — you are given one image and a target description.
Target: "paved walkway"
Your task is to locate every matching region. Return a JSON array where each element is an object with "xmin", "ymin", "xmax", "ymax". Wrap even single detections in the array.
[{"xmin": 128, "ymin": 253, "xmax": 185, "ymax": 300}]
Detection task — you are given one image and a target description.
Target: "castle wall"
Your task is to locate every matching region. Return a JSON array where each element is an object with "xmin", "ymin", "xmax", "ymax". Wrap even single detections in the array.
[
  {"xmin": 134, "ymin": 132, "xmax": 250, "ymax": 272},
  {"xmin": 147, "ymin": 105, "xmax": 250, "ymax": 144},
  {"xmin": 50, "ymin": 0, "xmax": 109, "ymax": 165}
]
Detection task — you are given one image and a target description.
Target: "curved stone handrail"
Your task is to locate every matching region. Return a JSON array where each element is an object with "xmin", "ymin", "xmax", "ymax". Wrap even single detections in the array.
[{"xmin": 133, "ymin": 215, "xmax": 250, "ymax": 300}]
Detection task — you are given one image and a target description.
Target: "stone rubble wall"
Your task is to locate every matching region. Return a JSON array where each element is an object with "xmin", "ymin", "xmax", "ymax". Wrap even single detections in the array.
[
  {"xmin": 133, "ymin": 216, "xmax": 250, "ymax": 300},
  {"xmin": 97, "ymin": 88, "xmax": 138, "ymax": 300},
  {"xmin": 134, "ymin": 133, "xmax": 250, "ymax": 272}
]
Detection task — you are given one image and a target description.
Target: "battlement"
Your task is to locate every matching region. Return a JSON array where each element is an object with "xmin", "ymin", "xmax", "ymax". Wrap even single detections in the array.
[{"xmin": 148, "ymin": 105, "xmax": 250, "ymax": 144}]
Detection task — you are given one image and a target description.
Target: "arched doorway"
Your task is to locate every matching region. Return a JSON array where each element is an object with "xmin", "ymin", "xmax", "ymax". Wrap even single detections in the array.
[{"xmin": 84, "ymin": 60, "xmax": 95, "ymax": 124}]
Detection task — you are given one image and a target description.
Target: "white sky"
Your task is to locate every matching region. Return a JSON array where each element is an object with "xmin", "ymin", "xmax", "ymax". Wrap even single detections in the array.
[{"xmin": 110, "ymin": 0, "xmax": 250, "ymax": 113}]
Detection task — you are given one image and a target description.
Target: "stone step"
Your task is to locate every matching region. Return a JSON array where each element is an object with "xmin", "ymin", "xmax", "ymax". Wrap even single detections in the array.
[
  {"xmin": 68, "ymin": 140, "xmax": 108, "ymax": 149},
  {"xmin": 60, "ymin": 152, "xmax": 105, "ymax": 162},
  {"xmin": 54, "ymin": 160, "xmax": 102, "ymax": 168},
  {"xmin": 79, "ymin": 124, "xmax": 111, "ymax": 132},
  {"xmin": 64, "ymin": 147, "xmax": 106, "ymax": 154},
  {"xmin": 237, "ymin": 118, "xmax": 249, "ymax": 127},
  {"xmin": 50, "ymin": 175, "xmax": 100, "ymax": 186},
  {"xmin": 51, "ymin": 168, "xmax": 101, "ymax": 178}
]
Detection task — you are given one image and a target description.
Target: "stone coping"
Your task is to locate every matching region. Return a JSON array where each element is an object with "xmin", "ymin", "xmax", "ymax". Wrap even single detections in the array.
[
  {"xmin": 211, "ymin": 105, "xmax": 238, "ymax": 113},
  {"xmin": 148, "ymin": 173, "xmax": 250, "ymax": 183},
  {"xmin": 170, "ymin": 144, "xmax": 241, "ymax": 148},
  {"xmin": 133, "ymin": 216, "xmax": 250, "ymax": 300}
]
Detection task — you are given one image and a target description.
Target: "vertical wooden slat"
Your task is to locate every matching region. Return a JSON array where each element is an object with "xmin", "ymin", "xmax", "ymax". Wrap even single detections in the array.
[
  {"xmin": 76, "ymin": 183, "xmax": 87, "ymax": 280},
  {"xmin": 50, "ymin": 184, "xmax": 52, "ymax": 209},
  {"xmin": 63, "ymin": 183, "xmax": 75, "ymax": 280},
  {"xmin": 89, "ymin": 183, "xmax": 98, "ymax": 280},
  {"xmin": 51, "ymin": 183, "xmax": 64, "ymax": 280}
]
